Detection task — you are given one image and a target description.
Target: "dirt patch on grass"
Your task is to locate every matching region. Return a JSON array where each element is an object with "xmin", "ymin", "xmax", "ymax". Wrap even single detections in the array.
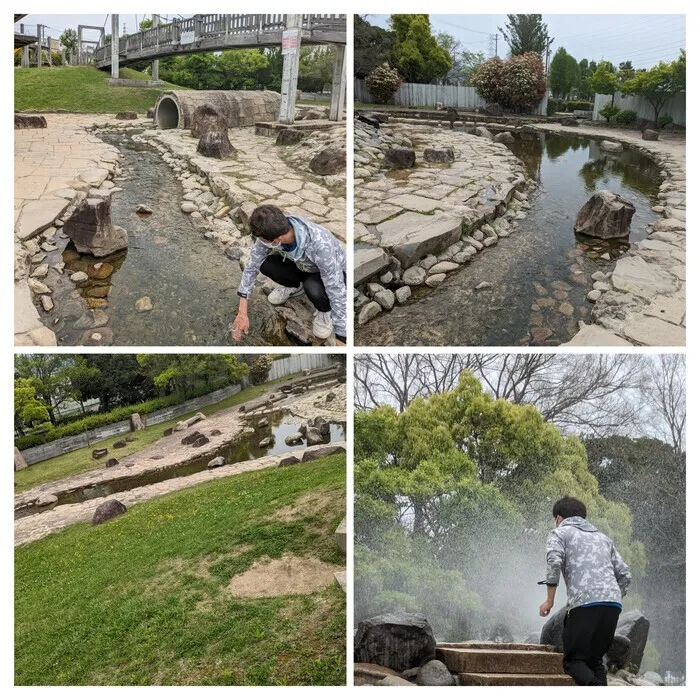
[
  {"xmin": 228, "ymin": 554, "xmax": 338, "ymax": 598},
  {"xmin": 273, "ymin": 490, "xmax": 339, "ymax": 522}
]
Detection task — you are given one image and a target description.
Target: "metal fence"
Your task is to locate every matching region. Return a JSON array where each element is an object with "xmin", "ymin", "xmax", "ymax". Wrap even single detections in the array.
[
  {"xmin": 355, "ymin": 78, "xmax": 549, "ymax": 116},
  {"xmin": 593, "ymin": 92, "xmax": 686, "ymax": 127},
  {"xmin": 267, "ymin": 354, "xmax": 333, "ymax": 381}
]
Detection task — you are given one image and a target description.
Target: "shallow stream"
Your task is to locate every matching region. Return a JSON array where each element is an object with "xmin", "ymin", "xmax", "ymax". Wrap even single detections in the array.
[{"xmin": 357, "ymin": 133, "xmax": 662, "ymax": 346}]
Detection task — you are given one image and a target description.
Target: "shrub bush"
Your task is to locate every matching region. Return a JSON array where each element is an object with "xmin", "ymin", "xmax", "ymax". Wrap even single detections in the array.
[
  {"xmin": 657, "ymin": 114, "xmax": 674, "ymax": 129},
  {"xmin": 473, "ymin": 53, "xmax": 546, "ymax": 114},
  {"xmin": 566, "ymin": 100, "xmax": 593, "ymax": 111},
  {"xmin": 249, "ymin": 355, "xmax": 274, "ymax": 385},
  {"xmin": 364, "ymin": 63, "xmax": 403, "ymax": 104},
  {"xmin": 616, "ymin": 108, "xmax": 637, "ymax": 125},
  {"xmin": 599, "ymin": 102, "xmax": 620, "ymax": 122},
  {"xmin": 547, "ymin": 97, "xmax": 566, "ymax": 116}
]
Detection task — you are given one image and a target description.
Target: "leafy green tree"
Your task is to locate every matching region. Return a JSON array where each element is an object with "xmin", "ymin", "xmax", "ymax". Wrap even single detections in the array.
[
  {"xmin": 436, "ymin": 32, "xmax": 485, "ymax": 86},
  {"xmin": 65, "ymin": 357, "xmax": 101, "ymax": 416},
  {"xmin": 297, "ymin": 46, "xmax": 335, "ymax": 93},
  {"xmin": 389, "ymin": 14, "xmax": 451, "ymax": 83},
  {"xmin": 589, "ymin": 60, "xmax": 618, "ymax": 106},
  {"xmin": 498, "ymin": 14, "xmax": 550, "ymax": 58},
  {"xmin": 14, "ymin": 379, "xmax": 50, "ymax": 436},
  {"xmin": 622, "ymin": 51, "xmax": 685, "ymax": 126},
  {"xmin": 354, "ymin": 15, "xmax": 393, "ymax": 79},
  {"xmin": 549, "ymin": 47, "xmax": 580, "ymax": 99},
  {"xmin": 137, "ymin": 355, "xmax": 248, "ymax": 396},
  {"xmin": 14, "ymin": 355, "xmax": 74, "ymax": 424},
  {"xmin": 77, "ymin": 355, "xmax": 156, "ymax": 411},
  {"xmin": 139, "ymin": 18, "xmax": 153, "ymax": 31},
  {"xmin": 59, "ymin": 28, "xmax": 77, "ymax": 57}
]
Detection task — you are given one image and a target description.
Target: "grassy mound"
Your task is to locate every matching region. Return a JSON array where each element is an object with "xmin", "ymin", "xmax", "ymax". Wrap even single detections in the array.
[
  {"xmin": 15, "ymin": 454, "xmax": 346, "ymax": 685},
  {"xmin": 14, "ymin": 66, "xmax": 185, "ymax": 114}
]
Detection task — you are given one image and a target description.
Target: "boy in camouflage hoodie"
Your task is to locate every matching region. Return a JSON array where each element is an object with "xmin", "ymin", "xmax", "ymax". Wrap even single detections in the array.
[
  {"xmin": 232, "ymin": 205, "xmax": 346, "ymax": 345},
  {"xmin": 539, "ymin": 496, "xmax": 632, "ymax": 685}
]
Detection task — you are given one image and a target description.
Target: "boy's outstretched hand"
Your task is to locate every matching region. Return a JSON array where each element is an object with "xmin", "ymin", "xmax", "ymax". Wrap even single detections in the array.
[{"xmin": 231, "ymin": 312, "xmax": 249, "ymax": 341}]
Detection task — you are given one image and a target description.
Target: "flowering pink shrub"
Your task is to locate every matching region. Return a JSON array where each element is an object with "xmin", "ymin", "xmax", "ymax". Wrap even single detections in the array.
[
  {"xmin": 472, "ymin": 53, "xmax": 546, "ymax": 113},
  {"xmin": 365, "ymin": 63, "xmax": 403, "ymax": 104}
]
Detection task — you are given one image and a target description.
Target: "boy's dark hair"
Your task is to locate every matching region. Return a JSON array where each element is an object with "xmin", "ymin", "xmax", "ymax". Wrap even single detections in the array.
[
  {"xmin": 249, "ymin": 205, "xmax": 290, "ymax": 241},
  {"xmin": 553, "ymin": 496, "xmax": 587, "ymax": 520}
]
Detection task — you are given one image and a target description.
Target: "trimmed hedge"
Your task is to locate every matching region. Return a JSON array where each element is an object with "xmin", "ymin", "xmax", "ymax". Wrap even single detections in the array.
[
  {"xmin": 16, "ymin": 386, "xmax": 229, "ymax": 451},
  {"xmin": 547, "ymin": 98, "xmax": 594, "ymax": 116}
]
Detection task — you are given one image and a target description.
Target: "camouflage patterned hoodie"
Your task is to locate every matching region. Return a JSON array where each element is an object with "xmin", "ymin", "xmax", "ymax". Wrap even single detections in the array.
[
  {"xmin": 545, "ymin": 516, "xmax": 632, "ymax": 609},
  {"xmin": 237, "ymin": 215, "xmax": 347, "ymax": 338}
]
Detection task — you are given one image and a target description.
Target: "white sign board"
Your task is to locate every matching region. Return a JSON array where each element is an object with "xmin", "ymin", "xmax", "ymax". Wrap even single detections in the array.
[
  {"xmin": 281, "ymin": 29, "xmax": 300, "ymax": 55},
  {"xmin": 180, "ymin": 30, "xmax": 195, "ymax": 45}
]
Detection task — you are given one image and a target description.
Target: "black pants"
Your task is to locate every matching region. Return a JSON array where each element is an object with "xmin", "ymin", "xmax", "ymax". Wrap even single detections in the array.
[
  {"xmin": 260, "ymin": 255, "xmax": 346, "ymax": 342},
  {"xmin": 562, "ymin": 605, "xmax": 621, "ymax": 685}
]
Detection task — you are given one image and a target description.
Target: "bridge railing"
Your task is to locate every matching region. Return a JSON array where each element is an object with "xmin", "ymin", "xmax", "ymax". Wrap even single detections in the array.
[{"xmin": 94, "ymin": 13, "xmax": 345, "ymax": 64}]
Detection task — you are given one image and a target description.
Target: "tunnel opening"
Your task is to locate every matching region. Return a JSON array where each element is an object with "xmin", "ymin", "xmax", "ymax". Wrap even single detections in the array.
[{"xmin": 155, "ymin": 96, "xmax": 180, "ymax": 129}]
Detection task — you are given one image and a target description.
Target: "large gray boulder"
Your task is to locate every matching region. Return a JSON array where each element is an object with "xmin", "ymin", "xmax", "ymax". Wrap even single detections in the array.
[
  {"xmin": 63, "ymin": 197, "xmax": 128, "ymax": 257},
  {"xmin": 424, "ymin": 147, "xmax": 454, "ymax": 163},
  {"xmin": 616, "ymin": 610, "xmax": 649, "ymax": 671},
  {"xmin": 92, "ymin": 499, "xmax": 127, "ymax": 525},
  {"xmin": 416, "ymin": 659, "xmax": 455, "ymax": 686},
  {"xmin": 574, "ymin": 190, "xmax": 635, "ymax": 239},
  {"xmin": 540, "ymin": 606, "xmax": 567, "ymax": 651},
  {"xmin": 384, "ymin": 147, "xmax": 416, "ymax": 169},
  {"xmin": 14, "ymin": 446, "xmax": 28, "ymax": 471},
  {"xmin": 197, "ymin": 130, "xmax": 234, "ymax": 159},
  {"xmin": 15, "ymin": 114, "xmax": 47, "ymax": 129},
  {"xmin": 605, "ymin": 634, "xmax": 631, "ymax": 671},
  {"xmin": 354, "ymin": 612, "xmax": 436, "ymax": 672},
  {"xmin": 310, "ymin": 147, "xmax": 346, "ymax": 175}
]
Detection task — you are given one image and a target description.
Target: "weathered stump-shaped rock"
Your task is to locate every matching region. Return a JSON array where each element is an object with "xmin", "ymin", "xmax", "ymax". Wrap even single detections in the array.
[
  {"xmin": 92, "ymin": 499, "xmax": 126, "ymax": 525},
  {"xmin": 574, "ymin": 190, "xmax": 635, "ymax": 239},
  {"xmin": 301, "ymin": 444, "xmax": 345, "ymax": 461},
  {"xmin": 278, "ymin": 455, "xmax": 301, "ymax": 467},
  {"xmin": 259, "ymin": 437, "xmax": 272, "ymax": 448},
  {"xmin": 306, "ymin": 427, "xmax": 324, "ymax": 446},
  {"xmin": 192, "ymin": 435, "xmax": 210, "ymax": 448},
  {"xmin": 130, "ymin": 412, "xmax": 145, "ymax": 431},
  {"xmin": 600, "ymin": 140, "xmax": 624, "ymax": 153},
  {"xmin": 310, "ymin": 147, "xmax": 346, "ymax": 175},
  {"xmin": 424, "ymin": 147, "xmax": 455, "ymax": 163},
  {"xmin": 147, "ymin": 108, "xmax": 155, "ymax": 119},
  {"xmin": 616, "ymin": 610, "xmax": 649, "ymax": 671},
  {"xmin": 354, "ymin": 612, "xmax": 437, "ymax": 672},
  {"xmin": 113, "ymin": 440, "xmax": 127, "ymax": 449},
  {"xmin": 92, "ymin": 448, "xmax": 108, "ymax": 459},
  {"xmin": 15, "ymin": 114, "xmax": 47, "ymax": 129},
  {"xmin": 197, "ymin": 130, "xmax": 234, "ymax": 159},
  {"xmin": 276, "ymin": 129, "xmax": 305, "ymax": 145},
  {"xmin": 384, "ymin": 147, "xmax": 416, "ymax": 169},
  {"xmin": 445, "ymin": 107, "xmax": 460, "ymax": 128},
  {"xmin": 64, "ymin": 197, "xmax": 128, "ymax": 257},
  {"xmin": 190, "ymin": 104, "xmax": 228, "ymax": 139},
  {"xmin": 181, "ymin": 431, "xmax": 204, "ymax": 445},
  {"xmin": 484, "ymin": 103, "xmax": 503, "ymax": 117},
  {"xmin": 115, "ymin": 111, "xmax": 138, "ymax": 120},
  {"xmin": 560, "ymin": 117, "xmax": 578, "ymax": 126},
  {"xmin": 105, "ymin": 458, "xmax": 120, "ymax": 468},
  {"xmin": 357, "ymin": 114, "xmax": 380, "ymax": 129},
  {"xmin": 14, "ymin": 446, "xmax": 28, "ymax": 471},
  {"xmin": 475, "ymin": 126, "xmax": 494, "ymax": 140},
  {"xmin": 284, "ymin": 432, "xmax": 304, "ymax": 445},
  {"xmin": 642, "ymin": 129, "xmax": 659, "ymax": 141},
  {"xmin": 208, "ymin": 456, "xmax": 225, "ymax": 468}
]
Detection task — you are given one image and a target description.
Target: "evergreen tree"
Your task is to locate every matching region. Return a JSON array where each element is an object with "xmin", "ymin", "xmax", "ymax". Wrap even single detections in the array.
[{"xmin": 498, "ymin": 14, "xmax": 550, "ymax": 58}]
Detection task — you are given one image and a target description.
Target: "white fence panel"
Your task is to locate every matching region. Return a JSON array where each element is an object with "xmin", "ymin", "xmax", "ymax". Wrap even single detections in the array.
[
  {"xmin": 593, "ymin": 91, "xmax": 685, "ymax": 126},
  {"xmin": 267, "ymin": 354, "xmax": 333, "ymax": 381},
  {"xmin": 355, "ymin": 78, "xmax": 548, "ymax": 115}
]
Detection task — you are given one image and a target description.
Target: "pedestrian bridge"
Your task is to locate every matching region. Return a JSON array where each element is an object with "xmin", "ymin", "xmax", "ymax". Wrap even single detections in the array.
[{"xmin": 93, "ymin": 14, "xmax": 346, "ymax": 67}]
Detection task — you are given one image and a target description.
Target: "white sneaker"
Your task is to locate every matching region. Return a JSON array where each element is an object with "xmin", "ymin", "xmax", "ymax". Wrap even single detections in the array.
[
  {"xmin": 313, "ymin": 310, "xmax": 333, "ymax": 339},
  {"xmin": 268, "ymin": 284, "xmax": 303, "ymax": 305}
]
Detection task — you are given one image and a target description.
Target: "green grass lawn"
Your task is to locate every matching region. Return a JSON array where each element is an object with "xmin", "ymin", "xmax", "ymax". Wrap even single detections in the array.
[
  {"xmin": 15, "ymin": 454, "xmax": 346, "ymax": 685},
  {"xmin": 14, "ymin": 66, "xmax": 186, "ymax": 114},
  {"xmin": 15, "ymin": 376, "xmax": 298, "ymax": 494}
]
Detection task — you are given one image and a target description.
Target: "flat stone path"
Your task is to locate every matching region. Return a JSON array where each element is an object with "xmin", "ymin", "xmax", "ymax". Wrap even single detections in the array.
[
  {"xmin": 536, "ymin": 124, "xmax": 686, "ymax": 347},
  {"xmin": 14, "ymin": 115, "xmax": 123, "ymax": 345}
]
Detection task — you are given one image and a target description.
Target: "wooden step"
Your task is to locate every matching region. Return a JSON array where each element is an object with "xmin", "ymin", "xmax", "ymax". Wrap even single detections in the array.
[
  {"xmin": 459, "ymin": 672, "xmax": 576, "ymax": 686},
  {"xmin": 438, "ymin": 642, "xmax": 559, "ymax": 653},
  {"xmin": 437, "ymin": 647, "xmax": 565, "ymax": 675}
]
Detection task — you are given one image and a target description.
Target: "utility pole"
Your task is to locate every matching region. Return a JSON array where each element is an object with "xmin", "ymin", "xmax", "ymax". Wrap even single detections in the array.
[
  {"xmin": 151, "ymin": 14, "xmax": 160, "ymax": 82},
  {"xmin": 545, "ymin": 35, "xmax": 554, "ymax": 74}
]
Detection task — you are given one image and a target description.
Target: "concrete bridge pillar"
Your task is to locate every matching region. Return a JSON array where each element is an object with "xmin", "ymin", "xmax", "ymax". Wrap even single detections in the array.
[
  {"xmin": 111, "ymin": 14, "xmax": 120, "ymax": 79},
  {"xmin": 77, "ymin": 25, "xmax": 83, "ymax": 64},
  {"xmin": 36, "ymin": 24, "xmax": 42, "ymax": 67},
  {"xmin": 151, "ymin": 14, "xmax": 160, "ymax": 81},
  {"xmin": 279, "ymin": 14, "xmax": 302, "ymax": 125},
  {"xmin": 21, "ymin": 44, "xmax": 29, "ymax": 68},
  {"xmin": 329, "ymin": 44, "xmax": 346, "ymax": 122}
]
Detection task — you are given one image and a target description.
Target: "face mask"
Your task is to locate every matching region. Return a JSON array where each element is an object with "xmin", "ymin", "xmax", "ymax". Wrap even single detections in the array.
[{"xmin": 258, "ymin": 237, "xmax": 282, "ymax": 250}]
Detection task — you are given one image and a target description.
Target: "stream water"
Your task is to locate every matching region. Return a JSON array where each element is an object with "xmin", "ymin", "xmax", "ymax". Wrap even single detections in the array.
[
  {"xmin": 15, "ymin": 412, "xmax": 345, "ymax": 518},
  {"xmin": 356, "ymin": 133, "xmax": 662, "ymax": 347},
  {"xmin": 42, "ymin": 130, "xmax": 288, "ymax": 346}
]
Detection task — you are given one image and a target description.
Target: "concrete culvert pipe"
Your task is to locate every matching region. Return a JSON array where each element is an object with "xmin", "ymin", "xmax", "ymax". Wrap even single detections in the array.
[{"xmin": 154, "ymin": 90, "xmax": 281, "ymax": 130}]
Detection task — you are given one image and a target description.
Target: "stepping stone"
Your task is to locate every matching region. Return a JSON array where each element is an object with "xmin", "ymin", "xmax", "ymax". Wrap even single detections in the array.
[
  {"xmin": 16, "ymin": 199, "xmax": 69, "ymax": 241},
  {"xmin": 385, "ymin": 194, "xmax": 442, "ymax": 213},
  {"xmin": 376, "ymin": 212, "xmax": 463, "ymax": 268},
  {"xmin": 437, "ymin": 647, "xmax": 565, "ymax": 675},
  {"xmin": 458, "ymin": 673, "xmax": 575, "ymax": 686}
]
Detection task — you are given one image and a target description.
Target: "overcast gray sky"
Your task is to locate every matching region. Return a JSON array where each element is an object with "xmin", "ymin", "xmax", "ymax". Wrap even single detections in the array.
[
  {"xmin": 365, "ymin": 14, "xmax": 686, "ymax": 68},
  {"xmin": 16, "ymin": 14, "xmax": 183, "ymax": 41}
]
